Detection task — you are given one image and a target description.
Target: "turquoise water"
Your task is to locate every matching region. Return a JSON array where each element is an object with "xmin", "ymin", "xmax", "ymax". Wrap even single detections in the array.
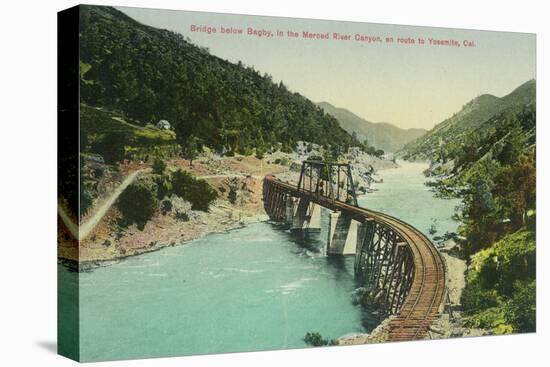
[
  {"xmin": 359, "ymin": 161, "xmax": 460, "ymax": 241},
  {"xmin": 62, "ymin": 224, "xmax": 373, "ymax": 361},
  {"xmin": 58, "ymin": 160, "xmax": 460, "ymax": 361}
]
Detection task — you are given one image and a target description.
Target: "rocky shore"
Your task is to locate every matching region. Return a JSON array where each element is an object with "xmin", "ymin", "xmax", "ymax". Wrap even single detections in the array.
[{"xmin": 59, "ymin": 144, "xmax": 395, "ymax": 269}]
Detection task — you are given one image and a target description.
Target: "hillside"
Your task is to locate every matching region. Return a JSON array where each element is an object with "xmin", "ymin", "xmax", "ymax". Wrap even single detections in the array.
[
  {"xmin": 401, "ymin": 79, "xmax": 536, "ymax": 160},
  {"xmin": 317, "ymin": 102, "xmax": 426, "ymax": 153},
  {"xmin": 79, "ymin": 5, "xmax": 360, "ymax": 156}
]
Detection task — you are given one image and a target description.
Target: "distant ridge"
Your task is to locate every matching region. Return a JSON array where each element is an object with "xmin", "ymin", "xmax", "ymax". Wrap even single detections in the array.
[
  {"xmin": 401, "ymin": 79, "xmax": 536, "ymax": 160},
  {"xmin": 317, "ymin": 102, "xmax": 427, "ymax": 153}
]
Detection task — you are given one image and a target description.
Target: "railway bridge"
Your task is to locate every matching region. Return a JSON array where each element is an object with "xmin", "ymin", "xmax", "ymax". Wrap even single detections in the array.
[{"xmin": 262, "ymin": 160, "xmax": 446, "ymax": 341}]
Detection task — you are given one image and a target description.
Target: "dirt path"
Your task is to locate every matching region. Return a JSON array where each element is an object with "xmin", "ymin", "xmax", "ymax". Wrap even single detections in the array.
[
  {"xmin": 79, "ymin": 169, "xmax": 144, "ymax": 240},
  {"xmin": 60, "ymin": 169, "xmax": 264, "ymax": 243},
  {"xmin": 57, "ymin": 169, "xmax": 144, "ymax": 241}
]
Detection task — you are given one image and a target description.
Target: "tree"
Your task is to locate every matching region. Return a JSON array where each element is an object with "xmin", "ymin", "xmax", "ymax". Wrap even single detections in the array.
[
  {"xmin": 461, "ymin": 174, "xmax": 497, "ymax": 253},
  {"xmin": 93, "ymin": 132, "xmax": 126, "ymax": 164},
  {"xmin": 182, "ymin": 135, "xmax": 199, "ymax": 167},
  {"xmin": 496, "ymin": 122, "xmax": 524, "ymax": 165},
  {"xmin": 79, "ymin": 5, "xmax": 366, "ymax": 161},
  {"xmin": 494, "ymin": 153, "xmax": 536, "ymax": 228}
]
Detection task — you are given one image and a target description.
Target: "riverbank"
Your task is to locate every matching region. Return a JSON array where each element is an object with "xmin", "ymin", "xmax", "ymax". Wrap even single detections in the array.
[
  {"xmin": 58, "ymin": 154, "xmax": 283, "ymax": 265},
  {"xmin": 58, "ymin": 146, "xmax": 393, "ymax": 266}
]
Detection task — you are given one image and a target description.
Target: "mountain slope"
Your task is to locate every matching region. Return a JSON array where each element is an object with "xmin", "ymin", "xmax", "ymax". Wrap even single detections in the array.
[
  {"xmin": 402, "ymin": 79, "xmax": 536, "ymax": 160},
  {"xmin": 317, "ymin": 102, "xmax": 426, "ymax": 152},
  {"xmin": 79, "ymin": 5, "xmax": 360, "ymax": 154}
]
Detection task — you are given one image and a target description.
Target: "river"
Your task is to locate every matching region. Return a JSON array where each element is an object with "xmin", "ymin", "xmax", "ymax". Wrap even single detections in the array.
[{"xmin": 58, "ymin": 160, "xmax": 460, "ymax": 361}]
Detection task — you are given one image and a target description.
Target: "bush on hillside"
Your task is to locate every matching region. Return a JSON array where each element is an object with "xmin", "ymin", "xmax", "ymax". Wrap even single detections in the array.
[
  {"xmin": 152, "ymin": 157, "xmax": 167, "ymax": 175},
  {"xmin": 117, "ymin": 181, "xmax": 158, "ymax": 229},
  {"xmin": 462, "ymin": 229, "xmax": 536, "ymax": 334},
  {"xmin": 171, "ymin": 169, "xmax": 218, "ymax": 212}
]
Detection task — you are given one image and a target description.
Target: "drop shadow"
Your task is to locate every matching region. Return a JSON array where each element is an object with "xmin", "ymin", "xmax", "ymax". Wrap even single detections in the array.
[{"xmin": 36, "ymin": 340, "xmax": 57, "ymax": 354}]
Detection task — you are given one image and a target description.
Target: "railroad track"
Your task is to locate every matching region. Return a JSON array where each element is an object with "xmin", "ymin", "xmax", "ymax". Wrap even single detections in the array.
[
  {"xmin": 263, "ymin": 176, "xmax": 446, "ymax": 341},
  {"xmin": 366, "ymin": 210, "xmax": 446, "ymax": 341}
]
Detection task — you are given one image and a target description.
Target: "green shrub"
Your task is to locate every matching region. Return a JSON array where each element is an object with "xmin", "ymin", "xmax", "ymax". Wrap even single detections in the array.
[
  {"xmin": 171, "ymin": 169, "xmax": 218, "ymax": 212},
  {"xmin": 255, "ymin": 147, "xmax": 265, "ymax": 160},
  {"xmin": 463, "ymin": 307, "xmax": 513, "ymax": 335},
  {"xmin": 281, "ymin": 143, "xmax": 294, "ymax": 153},
  {"xmin": 117, "ymin": 182, "xmax": 158, "ymax": 229},
  {"xmin": 175, "ymin": 211, "xmax": 190, "ymax": 222},
  {"xmin": 171, "ymin": 169, "xmax": 195, "ymax": 198},
  {"xmin": 153, "ymin": 174, "xmax": 172, "ymax": 200},
  {"xmin": 228, "ymin": 188, "xmax": 237, "ymax": 204},
  {"xmin": 187, "ymin": 180, "xmax": 218, "ymax": 211},
  {"xmin": 462, "ymin": 229, "xmax": 536, "ymax": 333},
  {"xmin": 160, "ymin": 198, "xmax": 172, "ymax": 213},
  {"xmin": 506, "ymin": 280, "xmax": 536, "ymax": 332},
  {"xmin": 152, "ymin": 157, "xmax": 167, "ymax": 175},
  {"xmin": 303, "ymin": 332, "xmax": 337, "ymax": 347}
]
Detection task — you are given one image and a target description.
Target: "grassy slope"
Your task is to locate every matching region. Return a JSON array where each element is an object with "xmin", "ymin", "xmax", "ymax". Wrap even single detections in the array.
[{"xmin": 80, "ymin": 104, "xmax": 181, "ymax": 162}]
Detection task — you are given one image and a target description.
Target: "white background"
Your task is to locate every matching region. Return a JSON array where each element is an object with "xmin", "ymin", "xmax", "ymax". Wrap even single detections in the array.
[{"xmin": 0, "ymin": 0, "xmax": 547, "ymax": 366}]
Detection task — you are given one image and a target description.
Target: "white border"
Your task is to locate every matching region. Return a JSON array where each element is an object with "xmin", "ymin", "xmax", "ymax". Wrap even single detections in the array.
[{"xmin": 1, "ymin": 1, "xmax": 547, "ymax": 366}]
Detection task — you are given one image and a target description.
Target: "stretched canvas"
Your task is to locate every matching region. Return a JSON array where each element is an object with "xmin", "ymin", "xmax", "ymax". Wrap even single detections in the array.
[{"xmin": 58, "ymin": 4, "xmax": 536, "ymax": 362}]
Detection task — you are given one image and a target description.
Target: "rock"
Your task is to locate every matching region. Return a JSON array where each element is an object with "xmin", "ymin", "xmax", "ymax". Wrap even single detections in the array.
[
  {"xmin": 289, "ymin": 161, "xmax": 303, "ymax": 172},
  {"xmin": 451, "ymin": 328, "xmax": 467, "ymax": 337}
]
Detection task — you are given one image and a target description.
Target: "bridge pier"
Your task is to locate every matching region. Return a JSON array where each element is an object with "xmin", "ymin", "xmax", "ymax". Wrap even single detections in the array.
[
  {"xmin": 284, "ymin": 194, "xmax": 295, "ymax": 226},
  {"xmin": 326, "ymin": 211, "xmax": 359, "ymax": 255},
  {"xmin": 290, "ymin": 198, "xmax": 321, "ymax": 237}
]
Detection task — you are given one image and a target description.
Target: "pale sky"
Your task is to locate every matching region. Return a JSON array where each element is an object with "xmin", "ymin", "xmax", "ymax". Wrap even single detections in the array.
[{"xmin": 118, "ymin": 6, "xmax": 536, "ymax": 130}]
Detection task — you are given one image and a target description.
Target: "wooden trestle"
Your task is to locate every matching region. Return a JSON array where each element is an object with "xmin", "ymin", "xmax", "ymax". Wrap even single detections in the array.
[{"xmin": 263, "ymin": 174, "xmax": 446, "ymax": 342}]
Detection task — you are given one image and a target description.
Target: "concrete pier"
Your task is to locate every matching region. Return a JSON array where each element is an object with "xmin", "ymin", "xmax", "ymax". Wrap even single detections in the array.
[
  {"xmin": 290, "ymin": 198, "xmax": 321, "ymax": 236},
  {"xmin": 327, "ymin": 211, "xmax": 359, "ymax": 255}
]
